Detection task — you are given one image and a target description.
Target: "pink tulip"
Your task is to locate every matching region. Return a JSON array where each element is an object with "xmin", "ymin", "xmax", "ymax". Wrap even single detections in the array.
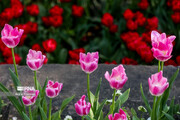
[
  {"xmin": 105, "ymin": 65, "xmax": 128, "ymax": 90},
  {"xmin": 1, "ymin": 24, "xmax": 24, "ymax": 48},
  {"xmin": 108, "ymin": 109, "xmax": 127, "ymax": 120},
  {"xmin": 74, "ymin": 95, "xmax": 91, "ymax": 116},
  {"xmin": 79, "ymin": 52, "xmax": 99, "ymax": 74},
  {"xmin": 45, "ymin": 80, "xmax": 63, "ymax": 98},
  {"xmin": 151, "ymin": 31, "xmax": 176, "ymax": 62},
  {"xmin": 148, "ymin": 71, "xmax": 169, "ymax": 96},
  {"xmin": 22, "ymin": 90, "xmax": 39, "ymax": 106},
  {"xmin": 26, "ymin": 49, "xmax": 46, "ymax": 71}
]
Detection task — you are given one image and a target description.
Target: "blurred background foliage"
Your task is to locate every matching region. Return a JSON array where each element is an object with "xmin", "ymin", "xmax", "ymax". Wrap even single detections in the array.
[{"xmin": 0, "ymin": 0, "xmax": 180, "ymax": 65}]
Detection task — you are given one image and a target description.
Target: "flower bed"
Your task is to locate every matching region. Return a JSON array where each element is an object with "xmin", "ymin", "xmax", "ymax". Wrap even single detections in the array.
[
  {"xmin": 0, "ymin": 0, "xmax": 180, "ymax": 65},
  {"xmin": 0, "ymin": 64, "xmax": 179, "ymax": 119}
]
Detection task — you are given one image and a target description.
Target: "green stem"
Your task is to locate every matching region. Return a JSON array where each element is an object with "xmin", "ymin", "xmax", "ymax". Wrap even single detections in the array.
[
  {"xmin": 161, "ymin": 62, "xmax": 164, "ymax": 71},
  {"xmin": 29, "ymin": 106, "xmax": 33, "ymax": 120},
  {"xmin": 11, "ymin": 48, "xmax": 19, "ymax": 78},
  {"xmin": 151, "ymin": 96, "xmax": 157, "ymax": 120},
  {"xmin": 82, "ymin": 116, "xmax": 84, "ymax": 120},
  {"xmin": 48, "ymin": 98, "xmax": 52, "ymax": 120},
  {"xmin": 155, "ymin": 96, "xmax": 161, "ymax": 119},
  {"xmin": 111, "ymin": 89, "xmax": 116, "ymax": 114},
  {"xmin": 87, "ymin": 74, "xmax": 91, "ymax": 105},
  {"xmin": 34, "ymin": 71, "xmax": 38, "ymax": 90},
  {"xmin": 158, "ymin": 61, "xmax": 161, "ymax": 72}
]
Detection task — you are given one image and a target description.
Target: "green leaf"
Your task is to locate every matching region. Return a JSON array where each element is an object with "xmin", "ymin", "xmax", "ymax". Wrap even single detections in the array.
[
  {"xmin": 131, "ymin": 108, "xmax": 140, "ymax": 120},
  {"xmin": 114, "ymin": 88, "xmax": 130, "ymax": 112},
  {"xmin": 58, "ymin": 48, "xmax": 68, "ymax": 63},
  {"xmin": 41, "ymin": 78, "xmax": 48, "ymax": 98},
  {"xmin": 84, "ymin": 115, "xmax": 92, "ymax": 120},
  {"xmin": 169, "ymin": 97, "xmax": 175, "ymax": 116},
  {"xmin": 93, "ymin": 78, "xmax": 102, "ymax": 113},
  {"xmin": 22, "ymin": 112, "xmax": 30, "ymax": 120},
  {"xmin": 39, "ymin": 106, "xmax": 48, "ymax": 120},
  {"xmin": 60, "ymin": 95, "xmax": 75, "ymax": 112},
  {"xmin": 9, "ymin": 68, "xmax": 25, "ymax": 111},
  {"xmin": 9, "ymin": 68, "xmax": 21, "ymax": 90},
  {"xmin": 94, "ymin": 99, "xmax": 107, "ymax": 119},
  {"xmin": 162, "ymin": 111, "xmax": 175, "ymax": 120},
  {"xmin": 0, "ymin": 83, "xmax": 23, "ymax": 117},
  {"xmin": 0, "ymin": 97, "xmax": 2, "ymax": 113},
  {"xmin": 42, "ymin": 98, "xmax": 47, "ymax": 115},
  {"xmin": 140, "ymin": 83, "xmax": 151, "ymax": 115},
  {"xmin": 160, "ymin": 69, "xmax": 179, "ymax": 114},
  {"xmin": 52, "ymin": 95, "xmax": 75, "ymax": 120},
  {"xmin": 90, "ymin": 92, "xmax": 95, "ymax": 105},
  {"xmin": 32, "ymin": 106, "xmax": 39, "ymax": 120}
]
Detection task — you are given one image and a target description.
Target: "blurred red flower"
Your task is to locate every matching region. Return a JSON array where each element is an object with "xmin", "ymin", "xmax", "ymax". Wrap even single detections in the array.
[
  {"xmin": 49, "ymin": 16, "xmax": 63, "ymax": 27},
  {"xmin": 120, "ymin": 32, "xmax": 139, "ymax": 43},
  {"xmin": 0, "ymin": 39, "xmax": 6, "ymax": 51},
  {"xmin": 42, "ymin": 17, "xmax": 51, "ymax": 26},
  {"xmin": 109, "ymin": 24, "xmax": 118, "ymax": 33},
  {"xmin": 121, "ymin": 57, "xmax": 138, "ymax": 65},
  {"xmin": 171, "ymin": 12, "xmax": 180, "ymax": 24},
  {"xmin": 32, "ymin": 44, "xmax": 42, "ymax": 51},
  {"xmin": 105, "ymin": 60, "xmax": 117, "ymax": 64},
  {"xmin": 123, "ymin": 9, "xmax": 134, "ymax": 20},
  {"xmin": 42, "ymin": 39, "xmax": 57, "ymax": 53},
  {"xmin": 19, "ymin": 34, "xmax": 27, "ymax": 46},
  {"xmin": 27, "ymin": 22, "xmax": 38, "ymax": 34},
  {"xmin": 68, "ymin": 48, "xmax": 85, "ymax": 64},
  {"xmin": 135, "ymin": 11, "xmax": 146, "ymax": 26},
  {"xmin": 26, "ymin": 4, "xmax": 39, "ymax": 16},
  {"xmin": 2, "ymin": 47, "xmax": 12, "ymax": 57},
  {"xmin": 69, "ymin": 48, "xmax": 85, "ymax": 61},
  {"xmin": 68, "ymin": 59, "xmax": 79, "ymax": 64},
  {"xmin": 137, "ymin": 46, "xmax": 154, "ymax": 63},
  {"xmin": 1, "ymin": 8, "xmax": 14, "ymax": 21},
  {"xmin": 146, "ymin": 17, "xmax": 158, "ymax": 30},
  {"xmin": 138, "ymin": 0, "xmax": 149, "ymax": 10},
  {"xmin": 72, "ymin": 5, "xmax": 84, "ymax": 17},
  {"xmin": 50, "ymin": 5, "xmax": 63, "ymax": 16},
  {"xmin": 176, "ymin": 55, "xmax": 180, "ymax": 66},
  {"xmin": 11, "ymin": 4, "xmax": 24, "ymax": 18},
  {"xmin": 172, "ymin": 0, "xmax": 180, "ymax": 11},
  {"xmin": 127, "ymin": 37, "xmax": 142, "ymax": 51},
  {"xmin": 142, "ymin": 32, "xmax": 151, "ymax": 43},
  {"xmin": 165, "ymin": 59, "xmax": 177, "ymax": 66},
  {"xmin": 126, "ymin": 20, "xmax": 138, "ymax": 31},
  {"xmin": 6, "ymin": 54, "xmax": 21, "ymax": 64},
  {"xmin": 101, "ymin": 13, "xmax": 114, "ymax": 28}
]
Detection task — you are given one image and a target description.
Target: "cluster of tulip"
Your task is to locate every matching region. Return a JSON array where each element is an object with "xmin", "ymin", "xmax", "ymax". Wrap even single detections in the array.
[{"xmin": 0, "ymin": 23, "xmax": 179, "ymax": 120}]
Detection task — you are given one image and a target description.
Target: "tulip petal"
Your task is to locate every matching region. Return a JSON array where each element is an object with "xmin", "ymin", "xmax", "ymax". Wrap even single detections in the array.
[
  {"xmin": 168, "ymin": 35, "xmax": 176, "ymax": 42},
  {"xmin": 46, "ymin": 88, "xmax": 56, "ymax": 98}
]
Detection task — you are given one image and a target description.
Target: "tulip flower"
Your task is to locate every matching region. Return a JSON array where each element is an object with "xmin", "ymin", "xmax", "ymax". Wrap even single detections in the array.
[
  {"xmin": 22, "ymin": 90, "xmax": 39, "ymax": 106},
  {"xmin": 108, "ymin": 109, "xmax": 127, "ymax": 120},
  {"xmin": 148, "ymin": 71, "xmax": 169, "ymax": 96},
  {"xmin": 1, "ymin": 24, "xmax": 24, "ymax": 78},
  {"xmin": 26, "ymin": 49, "xmax": 46, "ymax": 71},
  {"xmin": 45, "ymin": 80, "xmax": 63, "ymax": 98},
  {"xmin": 79, "ymin": 52, "xmax": 99, "ymax": 74},
  {"xmin": 74, "ymin": 95, "xmax": 91, "ymax": 116},
  {"xmin": 105, "ymin": 65, "xmax": 128, "ymax": 90},
  {"xmin": 1, "ymin": 24, "xmax": 24, "ymax": 48},
  {"xmin": 79, "ymin": 51, "xmax": 99, "ymax": 106},
  {"xmin": 46, "ymin": 80, "xmax": 63, "ymax": 120},
  {"xmin": 151, "ymin": 31, "xmax": 176, "ymax": 62}
]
